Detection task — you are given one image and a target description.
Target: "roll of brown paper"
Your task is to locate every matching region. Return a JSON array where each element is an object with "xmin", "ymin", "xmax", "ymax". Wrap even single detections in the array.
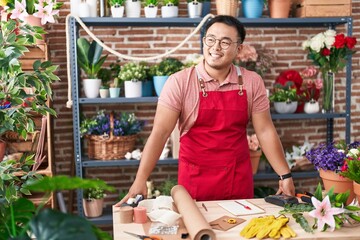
[
  {"xmin": 119, "ymin": 206, "xmax": 134, "ymax": 223},
  {"xmin": 171, "ymin": 185, "xmax": 216, "ymax": 240}
]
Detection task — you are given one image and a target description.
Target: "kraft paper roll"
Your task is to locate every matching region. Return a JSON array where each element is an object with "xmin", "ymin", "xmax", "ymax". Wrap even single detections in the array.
[
  {"xmin": 119, "ymin": 206, "xmax": 134, "ymax": 223},
  {"xmin": 171, "ymin": 185, "xmax": 216, "ymax": 240}
]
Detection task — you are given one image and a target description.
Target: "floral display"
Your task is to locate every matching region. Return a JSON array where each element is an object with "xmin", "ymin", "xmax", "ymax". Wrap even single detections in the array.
[
  {"xmin": 285, "ymin": 141, "xmax": 314, "ymax": 169},
  {"xmin": 302, "ymin": 30, "xmax": 357, "ymax": 112},
  {"xmin": 80, "ymin": 110, "xmax": 145, "ymax": 137},
  {"xmin": 299, "ymin": 66, "xmax": 323, "ymax": 102},
  {"xmin": 305, "ymin": 140, "xmax": 360, "ymax": 172},
  {"xmin": 3, "ymin": 0, "xmax": 63, "ymax": 25},
  {"xmin": 339, "ymin": 144, "xmax": 360, "ymax": 183},
  {"xmin": 275, "ymin": 70, "xmax": 303, "ymax": 95},
  {"xmin": 234, "ymin": 44, "xmax": 275, "ymax": 77},
  {"xmin": 280, "ymin": 183, "xmax": 360, "ymax": 233},
  {"xmin": 118, "ymin": 62, "xmax": 147, "ymax": 82},
  {"xmin": 247, "ymin": 134, "xmax": 260, "ymax": 151}
]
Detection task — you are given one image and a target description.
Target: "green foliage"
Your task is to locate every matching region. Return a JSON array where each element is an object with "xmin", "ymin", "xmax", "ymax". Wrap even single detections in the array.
[
  {"xmin": 150, "ymin": 58, "xmax": 184, "ymax": 76},
  {"xmin": 84, "ymin": 187, "xmax": 106, "ymax": 200},
  {"xmin": 109, "ymin": 0, "xmax": 125, "ymax": 7},
  {"xmin": 292, "ymin": 213, "xmax": 314, "ymax": 233},
  {"xmin": 161, "ymin": 0, "xmax": 179, "ymax": 7},
  {"xmin": 186, "ymin": 0, "xmax": 203, "ymax": 2},
  {"xmin": 0, "ymin": 176, "xmax": 114, "ymax": 240},
  {"xmin": 118, "ymin": 62, "xmax": 147, "ymax": 82},
  {"xmin": 142, "ymin": 0, "xmax": 159, "ymax": 7},
  {"xmin": 340, "ymin": 156, "xmax": 360, "ymax": 184},
  {"xmin": 159, "ymin": 179, "xmax": 177, "ymax": 196},
  {"xmin": 0, "ymin": 20, "xmax": 59, "ymax": 139},
  {"xmin": 76, "ymin": 38, "xmax": 108, "ymax": 79},
  {"xmin": 269, "ymin": 82, "xmax": 298, "ymax": 103},
  {"xmin": 97, "ymin": 68, "xmax": 112, "ymax": 87}
]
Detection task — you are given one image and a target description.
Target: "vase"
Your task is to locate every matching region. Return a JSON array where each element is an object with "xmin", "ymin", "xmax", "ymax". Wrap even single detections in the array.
[
  {"xmin": 187, "ymin": 2, "xmax": 202, "ymax": 18},
  {"xmin": 111, "ymin": 6, "xmax": 125, "ymax": 18},
  {"xmin": 153, "ymin": 76, "xmax": 169, "ymax": 96},
  {"xmin": 250, "ymin": 150, "xmax": 262, "ymax": 175},
  {"xmin": 242, "ymin": 0, "xmax": 264, "ymax": 18},
  {"xmin": 354, "ymin": 181, "xmax": 360, "ymax": 202},
  {"xmin": 268, "ymin": 0, "xmax": 291, "ymax": 18},
  {"xmin": 322, "ymin": 70, "xmax": 335, "ymax": 113},
  {"xmin": 319, "ymin": 169, "xmax": 355, "ymax": 205},
  {"xmin": 83, "ymin": 198, "xmax": 104, "ymax": 218},
  {"xmin": 273, "ymin": 101, "xmax": 298, "ymax": 114},
  {"xmin": 125, "ymin": 0, "xmax": 141, "ymax": 18},
  {"xmin": 124, "ymin": 81, "xmax": 142, "ymax": 98},
  {"xmin": 304, "ymin": 100, "xmax": 320, "ymax": 114},
  {"xmin": 144, "ymin": 6, "xmax": 158, "ymax": 18}
]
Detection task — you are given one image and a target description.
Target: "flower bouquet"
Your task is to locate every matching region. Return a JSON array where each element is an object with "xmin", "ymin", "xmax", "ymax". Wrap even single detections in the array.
[
  {"xmin": 80, "ymin": 110, "xmax": 145, "ymax": 160},
  {"xmin": 280, "ymin": 183, "xmax": 360, "ymax": 233},
  {"xmin": 302, "ymin": 30, "xmax": 357, "ymax": 112}
]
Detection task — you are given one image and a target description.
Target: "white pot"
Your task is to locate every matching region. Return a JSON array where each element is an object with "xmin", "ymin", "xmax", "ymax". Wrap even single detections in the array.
[
  {"xmin": 124, "ymin": 81, "xmax": 142, "ymax": 98},
  {"xmin": 78, "ymin": 2, "xmax": 91, "ymax": 17},
  {"xmin": 83, "ymin": 79, "xmax": 101, "ymax": 98},
  {"xmin": 187, "ymin": 2, "xmax": 202, "ymax": 18},
  {"xmin": 304, "ymin": 101, "xmax": 320, "ymax": 114},
  {"xmin": 125, "ymin": 0, "xmax": 141, "ymax": 18},
  {"xmin": 111, "ymin": 6, "xmax": 124, "ymax": 17},
  {"xmin": 274, "ymin": 101, "xmax": 298, "ymax": 114},
  {"xmin": 109, "ymin": 87, "xmax": 121, "ymax": 98},
  {"xmin": 161, "ymin": 5, "xmax": 178, "ymax": 18},
  {"xmin": 99, "ymin": 89, "xmax": 109, "ymax": 98},
  {"xmin": 86, "ymin": 0, "xmax": 97, "ymax": 17},
  {"xmin": 144, "ymin": 6, "xmax": 158, "ymax": 18}
]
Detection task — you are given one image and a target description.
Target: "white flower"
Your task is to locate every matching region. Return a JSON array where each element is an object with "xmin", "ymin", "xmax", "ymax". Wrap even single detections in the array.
[
  {"xmin": 324, "ymin": 29, "xmax": 336, "ymax": 38},
  {"xmin": 302, "ymin": 40, "xmax": 310, "ymax": 50},
  {"xmin": 310, "ymin": 33, "xmax": 326, "ymax": 53},
  {"xmin": 348, "ymin": 148, "xmax": 359, "ymax": 157}
]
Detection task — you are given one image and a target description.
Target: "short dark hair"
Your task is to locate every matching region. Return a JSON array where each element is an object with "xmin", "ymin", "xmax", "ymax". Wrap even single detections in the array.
[{"xmin": 203, "ymin": 15, "xmax": 246, "ymax": 44}]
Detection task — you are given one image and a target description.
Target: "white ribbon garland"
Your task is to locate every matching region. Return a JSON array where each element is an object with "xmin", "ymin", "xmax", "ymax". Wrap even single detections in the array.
[{"xmin": 65, "ymin": 14, "xmax": 214, "ymax": 108}]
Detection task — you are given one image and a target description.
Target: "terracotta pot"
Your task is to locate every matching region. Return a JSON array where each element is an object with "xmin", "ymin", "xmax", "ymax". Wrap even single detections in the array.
[
  {"xmin": 0, "ymin": 140, "xmax": 6, "ymax": 161},
  {"xmin": 269, "ymin": 0, "xmax": 291, "ymax": 18},
  {"xmin": 83, "ymin": 198, "xmax": 104, "ymax": 218},
  {"xmin": 354, "ymin": 181, "xmax": 360, "ymax": 202},
  {"xmin": 250, "ymin": 150, "xmax": 262, "ymax": 175},
  {"xmin": 319, "ymin": 169, "xmax": 355, "ymax": 204}
]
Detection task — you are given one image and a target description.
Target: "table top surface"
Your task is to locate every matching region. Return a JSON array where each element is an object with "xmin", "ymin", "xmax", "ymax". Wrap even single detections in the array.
[{"xmin": 113, "ymin": 198, "xmax": 360, "ymax": 240}]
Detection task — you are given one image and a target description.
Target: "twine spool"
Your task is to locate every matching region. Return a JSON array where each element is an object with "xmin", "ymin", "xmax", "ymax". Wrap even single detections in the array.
[
  {"xmin": 119, "ymin": 206, "xmax": 134, "ymax": 223},
  {"xmin": 133, "ymin": 206, "xmax": 147, "ymax": 224}
]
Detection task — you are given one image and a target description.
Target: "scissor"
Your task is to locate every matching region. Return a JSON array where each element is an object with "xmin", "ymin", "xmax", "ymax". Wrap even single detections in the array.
[{"xmin": 123, "ymin": 231, "xmax": 162, "ymax": 240}]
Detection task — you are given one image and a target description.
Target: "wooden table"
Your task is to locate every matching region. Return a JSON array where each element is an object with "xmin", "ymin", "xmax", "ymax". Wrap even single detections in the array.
[{"xmin": 113, "ymin": 198, "xmax": 360, "ymax": 240}]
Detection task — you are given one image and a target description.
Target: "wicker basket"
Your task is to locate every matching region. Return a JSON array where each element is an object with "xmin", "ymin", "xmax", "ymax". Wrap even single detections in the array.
[
  {"xmin": 86, "ymin": 113, "xmax": 137, "ymax": 160},
  {"xmin": 216, "ymin": 0, "xmax": 239, "ymax": 17}
]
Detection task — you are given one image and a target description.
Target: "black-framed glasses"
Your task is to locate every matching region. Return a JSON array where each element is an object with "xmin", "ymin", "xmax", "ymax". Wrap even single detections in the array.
[{"xmin": 203, "ymin": 36, "xmax": 239, "ymax": 50}]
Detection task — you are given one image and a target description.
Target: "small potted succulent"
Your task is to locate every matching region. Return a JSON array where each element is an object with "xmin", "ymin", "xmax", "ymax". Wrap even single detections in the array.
[
  {"xmin": 269, "ymin": 82, "xmax": 299, "ymax": 114},
  {"xmin": 118, "ymin": 62, "xmax": 147, "ymax": 98},
  {"xmin": 83, "ymin": 186, "xmax": 106, "ymax": 218},
  {"xmin": 161, "ymin": 0, "xmax": 179, "ymax": 18},
  {"xmin": 109, "ymin": 0, "xmax": 125, "ymax": 17},
  {"xmin": 125, "ymin": 0, "xmax": 141, "ymax": 18},
  {"xmin": 142, "ymin": 0, "xmax": 159, "ymax": 18},
  {"xmin": 187, "ymin": 0, "xmax": 203, "ymax": 18}
]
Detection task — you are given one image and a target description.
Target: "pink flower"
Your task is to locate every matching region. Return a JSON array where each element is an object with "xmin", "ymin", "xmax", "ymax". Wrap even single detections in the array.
[
  {"xmin": 308, "ymin": 195, "xmax": 344, "ymax": 231},
  {"xmin": 237, "ymin": 44, "xmax": 258, "ymax": 62},
  {"xmin": 10, "ymin": 0, "xmax": 29, "ymax": 21},
  {"xmin": 33, "ymin": 3, "xmax": 59, "ymax": 24}
]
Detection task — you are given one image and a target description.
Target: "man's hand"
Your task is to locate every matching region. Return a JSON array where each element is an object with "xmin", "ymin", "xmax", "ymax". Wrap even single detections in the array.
[{"xmin": 276, "ymin": 178, "xmax": 295, "ymax": 196}]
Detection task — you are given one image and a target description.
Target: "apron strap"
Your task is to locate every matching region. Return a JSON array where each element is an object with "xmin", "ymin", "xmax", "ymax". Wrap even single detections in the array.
[{"xmin": 195, "ymin": 66, "xmax": 244, "ymax": 97}]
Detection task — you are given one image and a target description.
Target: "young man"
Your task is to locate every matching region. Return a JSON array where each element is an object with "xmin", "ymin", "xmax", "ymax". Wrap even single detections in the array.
[{"xmin": 116, "ymin": 15, "xmax": 295, "ymax": 204}]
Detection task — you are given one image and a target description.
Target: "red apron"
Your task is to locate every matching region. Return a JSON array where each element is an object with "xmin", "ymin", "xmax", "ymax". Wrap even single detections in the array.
[{"xmin": 178, "ymin": 68, "xmax": 253, "ymax": 201}]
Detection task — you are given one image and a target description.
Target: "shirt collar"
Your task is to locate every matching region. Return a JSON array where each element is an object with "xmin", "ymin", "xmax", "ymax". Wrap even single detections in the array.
[{"xmin": 196, "ymin": 60, "xmax": 241, "ymax": 84}]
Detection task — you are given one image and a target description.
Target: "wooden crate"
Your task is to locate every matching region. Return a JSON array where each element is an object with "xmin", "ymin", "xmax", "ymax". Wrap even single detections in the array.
[
  {"xmin": 293, "ymin": 0, "xmax": 351, "ymax": 18},
  {"xmin": 20, "ymin": 44, "xmax": 48, "ymax": 71}
]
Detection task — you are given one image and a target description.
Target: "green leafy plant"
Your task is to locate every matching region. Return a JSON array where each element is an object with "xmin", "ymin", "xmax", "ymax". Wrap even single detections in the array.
[
  {"xmin": 0, "ymin": 20, "xmax": 58, "ymax": 140},
  {"xmin": 339, "ymin": 143, "xmax": 360, "ymax": 183},
  {"xmin": 142, "ymin": 0, "xmax": 159, "ymax": 7},
  {"xmin": 269, "ymin": 82, "xmax": 298, "ymax": 103},
  {"xmin": 0, "ymin": 176, "xmax": 115, "ymax": 240},
  {"xmin": 150, "ymin": 58, "xmax": 184, "ymax": 76},
  {"xmin": 84, "ymin": 186, "xmax": 106, "ymax": 200},
  {"xmin": 280, "ymin": 183, "xmax": 360, "ymax": 233},
  {"xmin": 97, "ymin": 68, "xmax": 112, "ymax": 88},
  {"xmin": 118, "ymin": 62, "xmax": 147, "ymax": 82},
  {"xmin": 162, "ymin": 0, "xmax": 179, "ymax": 6},
  {"xmin": 109, "ymin": 0, "xmax": 125, "ymax": 7},
  {"xmin": 159, "ymin": 179, "xmax": 177, "ymax": 196},
  {"xmin": 76, "ymin": 38, "xmax": 108, "ymax": 79}
]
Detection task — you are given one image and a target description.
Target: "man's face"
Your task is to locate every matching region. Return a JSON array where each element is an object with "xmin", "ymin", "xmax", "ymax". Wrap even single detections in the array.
[{"xmin": 203, "ymin": 22, "xmax": 242, "ymax": 71}]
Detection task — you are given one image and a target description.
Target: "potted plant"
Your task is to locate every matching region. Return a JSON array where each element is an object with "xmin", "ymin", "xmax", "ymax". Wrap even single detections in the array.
[
  {"xmin": 97, "ymin": 68, "xmax": 112, "ymax": 98},
  {"xmin": 247, "ymin": 134, "xmax": 261, "ymax": 175},
  {"xmin": 150, "ymin": 58, "xmax": 184, "ymax": 96},
  {"xmin": 76, "ymin": 37, "xmax": 108, "ymax": 98},
  {"xmin": 109, "ymin": 0, "xmax": 125, "ymax": 17},
  {"xmin": 125, "ymin": 0, "xmax": 141, "ymax": 17},
  {"xmin": 80, "ymin": 110, "xmax": 145, "ymax": 160},
  {"xmin": 269, "ymin": 82, "xmax": 299, "ymax": 114},
  {"xmin": 299, "ymin": 66, "xmax": 323, "ymax": 114},
  {"xmin": 340, "ymin": 144, "xmax": 360, "ymax": 201},
  {"xmin": 142, "ymin": 0, "xmax": 159, "ymax": 18},
  {"xmin": 83, "ymin": 186, "xmax": 106, "ymax": 218},
  {"xmin": 241, "ymin": 0, "xmax": 264, "ymax": 18},
  {"xmin": 118, "ymin": 62, "xmax": 147, "ymax": 98},
  {"xmin": 305, "ymin": 140, "xmax": 360, "ymax": 204},
  {"xmin": 0, "ymin": 20, "xmax": 59, "ymax": 160},
  {"xmin": 187, "ymin": 0, "xmax": 203, "ymax": 18},
  {"xmin": 161, "ymin": 0, "xmax": 179, "ymax": 18},
  {"xmin": 268, "ymin": 0, "xmax": 291, "ymax": 18}
]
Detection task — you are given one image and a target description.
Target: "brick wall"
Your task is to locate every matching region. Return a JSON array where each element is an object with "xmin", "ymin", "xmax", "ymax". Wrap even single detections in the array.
[{"xmin": 46, "ymin": 1, "xmax": 360, "ymax": 214}]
